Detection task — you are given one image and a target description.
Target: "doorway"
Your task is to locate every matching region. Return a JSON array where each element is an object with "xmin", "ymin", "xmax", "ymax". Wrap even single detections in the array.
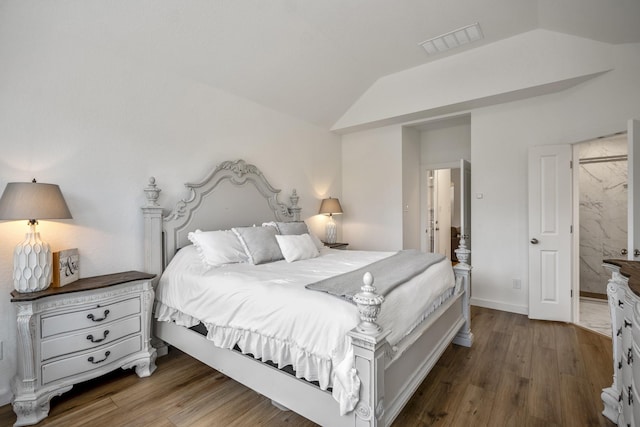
[
  {"xmin": 425, "ymin": 167, "xmax": 462, "ymax": 260},
  {"xmin": 574, "ymin": 134, "xmax": 627, "ymax": 335}
]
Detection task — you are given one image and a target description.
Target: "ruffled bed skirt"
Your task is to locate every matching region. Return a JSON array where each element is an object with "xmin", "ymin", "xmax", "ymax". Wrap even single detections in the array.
[{"xmin": 154, "ymin": 301, "xmax": 360, "ymax": 413}]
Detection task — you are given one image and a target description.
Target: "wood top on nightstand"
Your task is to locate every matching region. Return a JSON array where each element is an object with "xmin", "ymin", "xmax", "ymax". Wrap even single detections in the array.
[
  {"xmin": 323, "ymin": 242, "xmax": 349, "ymax": 249},
  {"xmin": 10, "ymin": 271, "xmax": 156, "ymax": 302}
]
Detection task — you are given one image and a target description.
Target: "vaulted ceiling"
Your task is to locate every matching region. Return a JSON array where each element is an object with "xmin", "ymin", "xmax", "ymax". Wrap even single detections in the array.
[{"xmin": 7, "ymin": 0, "xmax": 640, "ymax": 128}]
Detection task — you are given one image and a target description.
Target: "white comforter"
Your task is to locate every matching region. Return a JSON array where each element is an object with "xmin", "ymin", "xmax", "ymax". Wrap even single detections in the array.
[{"xmin": 155, "ymin": 246, "xmax": 455, "ymax": 414}]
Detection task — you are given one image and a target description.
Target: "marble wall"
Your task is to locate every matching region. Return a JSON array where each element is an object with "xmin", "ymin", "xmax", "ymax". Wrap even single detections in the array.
[{"xmin": 579, "ymin": 135, "xmax": 628, "ymax": 296}]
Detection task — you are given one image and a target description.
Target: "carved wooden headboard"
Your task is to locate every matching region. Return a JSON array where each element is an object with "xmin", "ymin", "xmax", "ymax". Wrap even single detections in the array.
[{"xmin": 142, "ymin": 159, "xmax": 301, "ymax": 278}]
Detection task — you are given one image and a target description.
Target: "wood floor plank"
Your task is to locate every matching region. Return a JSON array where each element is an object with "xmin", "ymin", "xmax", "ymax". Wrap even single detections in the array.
[
  {"xmin": 528, "ymin": 345, "xmax": 562, "ymax": 423},
  {"xmin": 469, "ymin": 330, "xmax": 510, "ymax": 393},
  {"xmin": 532, "ymin": 319, "xmax": 557, "ymax": 350},
  {"xmin": 0, "ymin": 307, "xmax": 617, "ymax": 427},
  {"xmin": 554, "ymin": 322, "xmax": 588, "ymax": 378},
  {"xmin": 502, "ymin": 324, "xmax": 533, "ymax": 377},
  {"xmin": 38, "ymin": 397, "xmax": 118, "ymax": 427},
  {"xmin": 489, "ymin": 371, "xmax": 529, "ymax": 427},
  {"xmin": 559, "ymin": 373, "xmax": 605, "ymax": 427},
  {"xmin": 449, "ymin": 384, "xmax": 495, "ymax": 427}
]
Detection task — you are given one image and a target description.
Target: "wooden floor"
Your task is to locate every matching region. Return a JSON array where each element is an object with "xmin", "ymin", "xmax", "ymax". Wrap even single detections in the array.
[{"xmin": 0, "ymin": 307, "xmax": 615, "ymax": 427}]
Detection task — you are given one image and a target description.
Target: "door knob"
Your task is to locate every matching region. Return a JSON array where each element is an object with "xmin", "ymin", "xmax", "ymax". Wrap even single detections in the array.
[
  {"xmin": 530, "ymin": 238, "xmax": 539, "ymax": 244},
  {"xmin": 622, "ymin": 248, "xmax": 628, "ymax": 255}
]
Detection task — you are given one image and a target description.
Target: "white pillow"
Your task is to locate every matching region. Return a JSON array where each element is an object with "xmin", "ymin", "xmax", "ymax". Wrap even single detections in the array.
[
  {"xmin": 275, "ymin": 234, "xmax": 320, "ymax": 263},
  {"xmin": 187, "ymin": 229, "xmax": 248, "ymax": 267}
]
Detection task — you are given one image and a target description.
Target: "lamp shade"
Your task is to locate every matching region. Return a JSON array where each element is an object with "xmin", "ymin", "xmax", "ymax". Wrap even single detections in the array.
[
  {"xmin": 318, "ymin": 197, "xmax": 343, "ymax": 215},
  {"xmin": 0, "ymin": 181, "xmax": 72, "ymax": 221}
]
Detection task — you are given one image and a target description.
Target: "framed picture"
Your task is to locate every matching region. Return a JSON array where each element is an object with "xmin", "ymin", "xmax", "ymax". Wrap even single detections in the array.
[{"xmin": 52, "ymin": 248, "xmax": 79, "ymax": 287}]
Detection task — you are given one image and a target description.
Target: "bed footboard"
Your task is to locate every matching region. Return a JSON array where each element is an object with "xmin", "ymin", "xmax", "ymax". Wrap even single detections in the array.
[{"xmin": 346, "ymin": 253, "xmax": 472, "ymax": 426}]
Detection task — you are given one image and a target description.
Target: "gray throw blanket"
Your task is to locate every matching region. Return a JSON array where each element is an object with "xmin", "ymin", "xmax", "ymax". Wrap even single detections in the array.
[{"xmin": 305, "ymin": 250, "xmax": 445, "ymax": 303}]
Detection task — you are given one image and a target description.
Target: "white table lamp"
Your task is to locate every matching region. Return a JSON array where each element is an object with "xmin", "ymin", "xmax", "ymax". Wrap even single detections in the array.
[
  {"xmin": 319, "ymin": 197, "xmax": 343, "ymax": 244},
  {"xmin": 0, "ymin": 180, "xmax": 72, "ymax": 293}
]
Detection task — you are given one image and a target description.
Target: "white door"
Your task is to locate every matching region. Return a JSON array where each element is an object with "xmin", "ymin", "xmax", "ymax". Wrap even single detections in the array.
[
  {"xmin": 459, "ymin": 159, "xmax": 471, "ymax": 262},
  {"xmin": 528, "ymin": 145, "xmax": 573, "ymax": 321},
  {"xmin": 629, "ymin": 119, "xmax": 640, "ymax": 260}
]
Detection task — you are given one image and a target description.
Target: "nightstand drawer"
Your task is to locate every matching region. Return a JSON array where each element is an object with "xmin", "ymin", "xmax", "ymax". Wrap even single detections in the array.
[
  {"xmin": 41, "ymin": 335, "xmax": 142, "ymax": 385},
  {"xmin": 41, "ymin": 297, "xmax": 140, "ymax": 338},
  {"xmin": 41, "ymin": 315, "xmax": 141, "ymax": 361}
]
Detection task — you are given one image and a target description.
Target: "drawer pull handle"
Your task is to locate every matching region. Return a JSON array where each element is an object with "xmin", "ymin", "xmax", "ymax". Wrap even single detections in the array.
[
  {"xmin": 625, "ymin": 320, "xmax": 632, "ymax": 328},
  {"xmin": 619, "ymin": 300, "xmax": 624, "ymax": 308},
  {"xmin": 629, "ymin": 386, "xmax": 633, "ymax": 405},
  {"xmin": 87, "ymin": 309, "xmax": 110, "ymax": 322},
  {"xmin": 617, "ymin": 327, "xmax": 622, "ymax": 337},
  {"xmin": 87, "ymin": 330, "xmax": 110, "ymax": 343},
  {"xmin": 628, "ymin": 348, "xmax": 634, "ymax": 365},
  {"xmin": 88, "ymin": 351, "xmax": 111, "ymax": 364}
]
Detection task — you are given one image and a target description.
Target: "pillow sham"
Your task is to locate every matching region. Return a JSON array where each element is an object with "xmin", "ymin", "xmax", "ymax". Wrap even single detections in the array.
[
  {"xmin": 232, "ymin": 226, "xmax": 284, "ymax": 265},
  {"xmin": 187, "ymin": 229, "xmax": 248, "ymax": 267},
  {"xmin": 275, "ymin": 234, "xmax": 320, "ymax": 263}
]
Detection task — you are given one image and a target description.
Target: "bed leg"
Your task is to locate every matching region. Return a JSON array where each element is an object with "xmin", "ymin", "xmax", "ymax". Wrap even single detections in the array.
[
  {"xmin": 453, "ymin": 240, "xmax": 473, "ymax": 348},
  {"xmin": 348, "ymin": 328, "xmax": 390, "ymax": 426}
]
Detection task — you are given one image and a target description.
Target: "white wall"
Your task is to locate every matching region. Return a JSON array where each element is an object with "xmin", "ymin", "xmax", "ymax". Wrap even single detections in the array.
[
  {"xmin": 342, "ymin": 126, "xmax": 403, "ymax": 250},
  {"xmin": 420, "ymin": 120, "xmax": 471, "ymax": 167},
  {"xmin": 470, "ymin": 42, "xmax": 640, "ymax": 314},
  {"xmin": 0, "ymin": 15, "xmax": 341, "ymax": 404},
  {"xmin": 402, "ymin": 127, "xmax": 421, "ymax": 250},
  {"xmin": 339, "ymin": 33, "xmax": 640, "ymax": 314},
  {"xmin": 333, "ymin": 30, "xmax": 614, "ymax": 133}
]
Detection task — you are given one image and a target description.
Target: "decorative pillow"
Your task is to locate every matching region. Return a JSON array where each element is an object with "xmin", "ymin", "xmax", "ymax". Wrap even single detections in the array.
[
  {"xmin": 187, "ymin": 229, "xmax": 248, "ymax": 267},
  {"xmin": 232, "ymin": 226, "xmax": 284, "ymax": 265},
  {"xmin": 275, "ymin": 234, "xmax": 320, "ymax": 263},
  {"xmin": 276, "ymin": 221, "xmax": 309, "ymax": 235}
]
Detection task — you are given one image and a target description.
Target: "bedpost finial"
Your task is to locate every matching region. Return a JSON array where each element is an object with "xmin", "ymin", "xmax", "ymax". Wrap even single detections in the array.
[
  {"xmin": 454, "ymin": 234, "xmax": 470, "ymax": 266},
  {"xmin": 363, "ymin": 271, "xmax": 374, "ymax": 288},
  {"xmin": 352, "ymin": 272, "xmax": 384, "ymax": 334},
  {"xmin": 144, "ymin": 176, "xmax": 161, "ymax": 207},
  {"xmin": 289, "ymin": 189, "xmax": 301, "ymax": 221}
]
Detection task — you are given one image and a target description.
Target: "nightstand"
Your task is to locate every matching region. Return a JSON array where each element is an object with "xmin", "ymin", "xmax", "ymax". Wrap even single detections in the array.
[
  {"xmin": 10, "ymin": 271, "xmax": 157, "ymax": 426},
  {"xmin": 323, "ymin": 242, "xmax": 349, "ymax": 250}
]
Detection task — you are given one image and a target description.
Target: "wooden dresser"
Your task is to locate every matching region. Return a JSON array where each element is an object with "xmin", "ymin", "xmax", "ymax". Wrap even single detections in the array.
[
  {"xmin": 10, "ymin": 271, "xmax": 157, "ymax": 426},
  {"xmin": 602, "ymin": 260, "xmax": 640, "ymax": 426}
]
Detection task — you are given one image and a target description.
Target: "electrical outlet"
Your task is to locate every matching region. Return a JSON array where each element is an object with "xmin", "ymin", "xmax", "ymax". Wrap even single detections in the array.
[{"xmin": 513, "ymin": 279, "xmax": 521, "ymax": 290}]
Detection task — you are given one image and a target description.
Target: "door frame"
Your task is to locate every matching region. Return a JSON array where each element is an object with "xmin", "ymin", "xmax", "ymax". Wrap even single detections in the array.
[
  {"xmin": 421, "ymin": 161, "xmax": 460, "ymax": 253},
  {"xmin": 571, "ymin": 145, "xmax": 581, "ymax": 324},
  {"xmin": 571, "ymin": 126, "xmax": 634, "ymax": 324}
]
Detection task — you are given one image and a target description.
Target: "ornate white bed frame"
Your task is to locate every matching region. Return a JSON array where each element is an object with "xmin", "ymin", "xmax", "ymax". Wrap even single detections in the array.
[{"xmin": 142, "ymin": 159, "xmax": 473, "ymax": 427}]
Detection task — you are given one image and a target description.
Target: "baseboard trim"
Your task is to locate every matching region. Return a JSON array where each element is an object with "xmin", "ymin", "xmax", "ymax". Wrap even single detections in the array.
[
  {"xmin": 579, "ymin": 291, "xmax": 607, "ymax": 300},
  {"xmin": 470, "ymin": 297, "xmax": 528, "ymax": 316}
]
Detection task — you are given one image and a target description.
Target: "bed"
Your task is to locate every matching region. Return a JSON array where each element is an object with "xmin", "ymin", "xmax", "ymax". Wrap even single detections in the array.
[{"xmin": 142, "ymin": 159, "xmax": 473, "ymax": 427}]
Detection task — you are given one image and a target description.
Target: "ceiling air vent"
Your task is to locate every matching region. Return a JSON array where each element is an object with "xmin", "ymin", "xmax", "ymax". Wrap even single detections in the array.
[{"xmin": 419, "ymin": 22, "xmax": 483, "ymax": 55}]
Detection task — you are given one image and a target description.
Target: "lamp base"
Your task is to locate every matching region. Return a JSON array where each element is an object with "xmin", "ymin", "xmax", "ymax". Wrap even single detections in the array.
[
  {"xmin": 325, "ymin": 217, "xmax": 337, "ymax": 244},
  {"xmin": 14, "ymin": 228, "xmax": 52, "ymax": 293}
]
